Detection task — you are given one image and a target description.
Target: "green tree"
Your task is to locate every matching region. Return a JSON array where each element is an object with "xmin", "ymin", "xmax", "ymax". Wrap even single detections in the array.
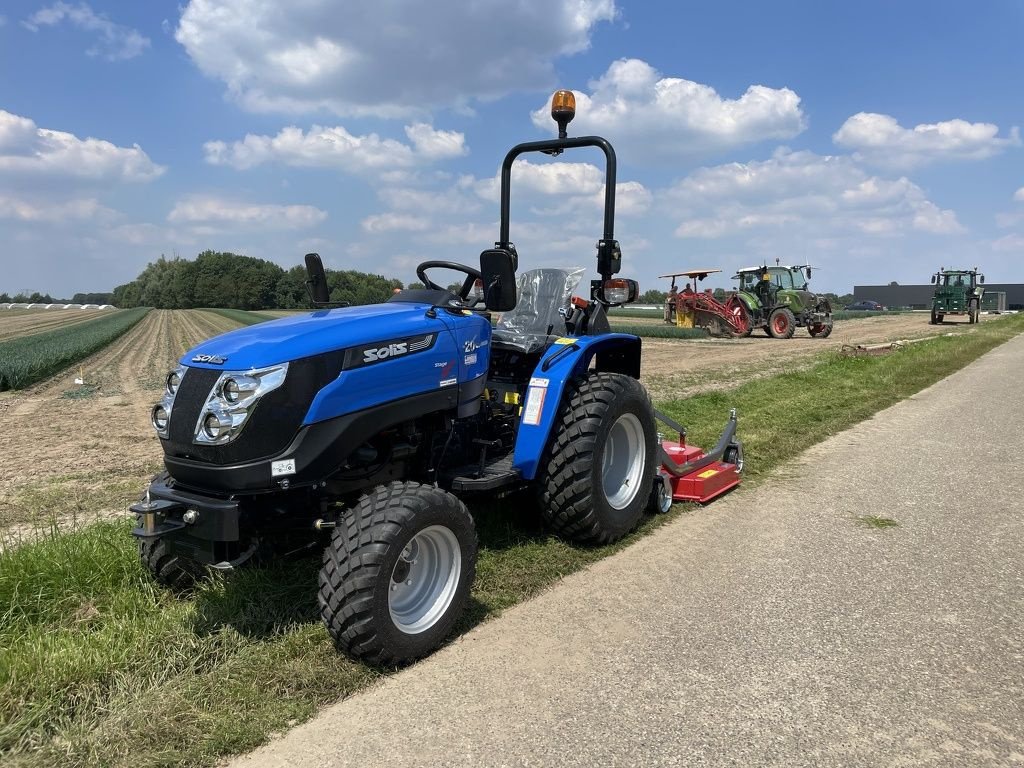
[{"xmin": 639, "ymin": 289, "xmax": 666, "ymax": 305}]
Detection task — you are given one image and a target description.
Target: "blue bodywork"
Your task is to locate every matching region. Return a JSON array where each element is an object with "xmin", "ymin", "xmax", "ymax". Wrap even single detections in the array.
[{"xmin": 181, "ymin": 303, "xmax": 640, "ymax": 481}]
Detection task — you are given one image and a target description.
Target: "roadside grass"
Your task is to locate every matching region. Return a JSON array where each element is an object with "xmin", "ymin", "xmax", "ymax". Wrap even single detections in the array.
[
  {"xmin": 1, "ymin": 313, "xmax": 1021, "ymax": 768},
  {"xmin": 0, "ymin": 308, "xmax": 151, "ymax": 391},
  {"xmin": 202, "ymin": 308, "xmax": 279, "ymax": 326}
]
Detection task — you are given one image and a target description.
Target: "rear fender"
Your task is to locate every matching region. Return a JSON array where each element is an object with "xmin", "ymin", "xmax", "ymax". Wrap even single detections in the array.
[
  {"xmin": 735, "ymin": 291, "xmax": 760, "ymax": 312},
  {"xmin": 511, "ymin": 334, "xmax": 641, "ymax": 480}
]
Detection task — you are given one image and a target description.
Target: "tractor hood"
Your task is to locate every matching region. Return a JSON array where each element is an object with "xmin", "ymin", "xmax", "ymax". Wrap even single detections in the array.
[{"xmin": 183, "ymin": 303, "xmax": 441, "ymax": 370}]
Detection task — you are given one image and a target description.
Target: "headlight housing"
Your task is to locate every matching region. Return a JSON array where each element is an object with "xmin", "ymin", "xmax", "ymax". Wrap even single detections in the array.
[
  {"xmin": 193, "ymin": 364, "xmax": 288, "ymax": 445},
  {"xmin": 152, "ymin": 365, "xmax": 187, "ymax": 438}
]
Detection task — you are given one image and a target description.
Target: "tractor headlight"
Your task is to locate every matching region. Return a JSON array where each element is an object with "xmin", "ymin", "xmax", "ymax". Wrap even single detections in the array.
[
  {"xmin": 152, "ymin": 365, "xmax": 187, "ymax": 438},
  {"xmin": 193, "ymin": 364, "xmax": 288, "ymax": 445}
]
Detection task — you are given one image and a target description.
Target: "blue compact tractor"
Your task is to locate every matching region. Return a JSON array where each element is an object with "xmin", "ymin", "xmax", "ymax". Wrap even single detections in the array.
[{"xmin": 134, "ymin": 91, "xmax": 742, "ymax": 664}]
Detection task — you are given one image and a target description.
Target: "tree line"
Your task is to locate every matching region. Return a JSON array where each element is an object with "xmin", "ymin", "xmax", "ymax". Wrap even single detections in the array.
[
  {"xmin": 110, "ymin": 251, "xmax": 404, "ymax": 310},
  {"xmin": 0, "ymin": 291, "xmax": 116, "ymax": 305}
]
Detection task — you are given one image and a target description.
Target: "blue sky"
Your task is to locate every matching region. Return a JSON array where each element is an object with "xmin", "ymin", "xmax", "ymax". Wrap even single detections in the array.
[{"xmin": 1, "ymin": 0, "xmax": 1021, "ymax": 298}]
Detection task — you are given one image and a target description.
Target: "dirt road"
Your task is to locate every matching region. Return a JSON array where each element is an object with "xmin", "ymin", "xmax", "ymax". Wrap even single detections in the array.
[
  {"xmin": 0, "ymin": 310, "xmax": 240, "ymax": 530},
  {"xmin": 640, "ymin": 311, "xmax": 986, "ymax": 400},
  {"xmin": 230, "ymin": 330, "xmax": 1024, "ymax": 768}
]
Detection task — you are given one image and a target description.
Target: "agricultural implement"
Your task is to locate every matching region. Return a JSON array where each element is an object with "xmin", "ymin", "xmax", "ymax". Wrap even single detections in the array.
[
  {"xmin": 660, "ymin": 269, "xmax": 751, "ymax": 337},
  {"xmin": 133, "ymin": 90, "xmax": 742, "ymax": 664},
  {"xmin": 731, "ymin": 264, "xmax": 833, "ymax": 339},
  {"xmin": 930, "ymin": 267, "xmax": 984, "ymax": 324}
]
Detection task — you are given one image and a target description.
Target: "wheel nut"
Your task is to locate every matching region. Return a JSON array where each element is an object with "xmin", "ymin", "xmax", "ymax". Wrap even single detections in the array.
[{"xmin": 183, "ymin": 509, "xmax": 199, "ymax": 524}]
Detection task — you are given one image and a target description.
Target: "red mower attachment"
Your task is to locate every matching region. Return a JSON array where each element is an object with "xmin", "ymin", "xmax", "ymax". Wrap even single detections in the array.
[{"xmin": 654, "ymin": 408, "xmax": 742, "ymax": 503}]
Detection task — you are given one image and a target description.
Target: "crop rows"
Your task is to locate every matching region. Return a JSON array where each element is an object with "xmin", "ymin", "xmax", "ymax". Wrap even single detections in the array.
[{"xmin": 0, "ymin": 308, "xmax": 151, "ymax": 391}]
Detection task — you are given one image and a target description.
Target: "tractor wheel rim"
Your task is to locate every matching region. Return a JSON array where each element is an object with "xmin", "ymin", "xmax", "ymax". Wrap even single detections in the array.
[
  {"xmin": 602, "ymin": 413, "xmax": 646, "ymax": 510},
  {"xmin": 388, "ymin": 525, "xmax": 461, "ymax": 635},
  {"xmin": 773, "ymin": 315, "xmax": 787, "ymax": 333}
]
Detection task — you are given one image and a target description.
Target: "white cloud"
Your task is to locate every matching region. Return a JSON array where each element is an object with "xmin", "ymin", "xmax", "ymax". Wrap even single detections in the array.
[
  {"xmin": 0, "ymin": 109, "xmax": 164, "ymax": 181},
  {"xmin": 530, "ymin": 58, "xmax": 806, "ymax": 161},
  {"xmin": 833, "ymin": 112, "xmax": 1021, "ymax": 169},
  {"xmin": 1015, "ymin": 187, "xmax": 1024, "ymax": 202},
  {"xmin": 361, "ymin": 213, "xmax": 431, "ymax": 234},
  {"xmin": 167, "ymin": 196, "xmax": 326, "ymax": 229},
  {"xmin": 669, "ymin": 148, "xmax": 964, "ymax": 240},
  {"xmin": 204, "ymin": 123, "xmax": 466, "ymax": 172},
  {"xmin": 24, "ymin": 2, "xmax": 150, "ymax": 61},
  {"xmin": 992, "ymin": 233, "xmax": 1024, "ymax": 252},
  {"xmin": 0, "ymin": 194, "xmax": 116, "ymax": 222},
  {"xmin": 175, "ymin": 0, "xmax": 616, "ymax": 117}
]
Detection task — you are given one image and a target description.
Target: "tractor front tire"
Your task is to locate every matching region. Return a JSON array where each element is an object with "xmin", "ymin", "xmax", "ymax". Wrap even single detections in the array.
[
  {"xmin": 139, "ymin": 537, "xmax": 206, "ymax": 592},
  {"xmin": 318, "ymin": 481, "xmax": 477, "ymax": 666},
  {"xmin": 969, "ymin": 300, "xmax": 979, "ymax": 324},
  {"xmin": 809, "ymin": 318, "xmax": 833, "ymax": 338},
  {"xmin": 768, "ymin": 307, "xmax": 796, "ymax": 339},
  {"xmin": 538, "ymin": 372, "xmax": 657, "ymax": 545}
]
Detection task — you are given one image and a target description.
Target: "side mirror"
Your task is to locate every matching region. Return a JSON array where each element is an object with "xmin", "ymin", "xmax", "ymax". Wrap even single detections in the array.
[
  {"xmin": 930, "ymin": 274, "xmax": 936, "ymax": 284},
  {"xmin": 604, "ymin": 278, "xmax": 639, "ymax": 304},
  {"xmin": 979, "ymin": 275, "xmax": 985, "ymax": 284},
  {"xmin": 479, "ymin": 248, "xmax": 518, "ymax": 311},
  {"xmin": 806, "ymin": 267, "xmax": 812, "ymax": 279},
  {"xmin": 304, "ymin": 253, "xmax": 330, "ymax": 304}
]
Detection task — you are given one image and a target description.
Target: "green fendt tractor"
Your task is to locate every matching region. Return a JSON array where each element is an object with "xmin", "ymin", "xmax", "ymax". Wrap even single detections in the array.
[
  {"xmin": 929, "ymin": 267, "xmax": 985, "ymax": 324},
  {"xmin": 731, "ymin": 264, "xmax": 833, "ymax": 339}
]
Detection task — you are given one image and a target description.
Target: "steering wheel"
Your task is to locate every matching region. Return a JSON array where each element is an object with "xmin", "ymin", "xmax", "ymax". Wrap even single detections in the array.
[{"xmin": 416, "ymin": 260, "xmax": 483, "ymax": 303}]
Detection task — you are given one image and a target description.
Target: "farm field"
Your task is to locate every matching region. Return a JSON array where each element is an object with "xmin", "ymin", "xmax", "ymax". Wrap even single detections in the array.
[
  {"xmin": 0, "ymin": 309, "xmax": 989, "ymax": 534},
  {"xmin": 0, "ymin": 307, "xmax": 118, "ymax": 342},
  {"xmin": 0, "ymin": 310, "xmax": 242, "ymax": 531}
]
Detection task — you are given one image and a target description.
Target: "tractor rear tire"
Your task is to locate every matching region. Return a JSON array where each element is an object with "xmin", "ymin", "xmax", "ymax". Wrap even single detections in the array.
[
  {"xmin": 768, "ymin": 308, "xmax": 796, "ymax": 339},
  {"xmin": 318, "ymin": 481, "xmax": 477, "ymax": 666},
  {"xmin": 139, "ymin": 537, "xmax": 206, "ymax": 592},
  {"xmin": 538, "ymin": 372, "xmax": 657, "ymax": 545}
]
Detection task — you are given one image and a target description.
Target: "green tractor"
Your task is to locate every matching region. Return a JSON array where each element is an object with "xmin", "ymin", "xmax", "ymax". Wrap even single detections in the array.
[
  {"xmin": 731, "ymin": 264, "xmax": 833, "ymax": 339},
  {"xmin": 930, "ymin": 267, "xmax": 985, "ymax": 324}
]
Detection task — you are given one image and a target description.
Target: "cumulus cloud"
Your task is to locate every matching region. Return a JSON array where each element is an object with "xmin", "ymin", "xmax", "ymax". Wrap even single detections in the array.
[
  {"xmin": 833, "ymin": 112, "xmax": 1021, "ymax": 169},
  {"xmin": 669, "ymin": 148, "xmax": 964, "ymax": 239},
  {"xmin": 992, "ymin": 233, "xmax": 1024, "ymax": 252},
  {"xmin": 168, "ymin": 195, "xmax": 326, "ymax": 229},
  {"xmin": 361, "ymin": 213, "xmax": 431, "ymax": 234},
  {"xmin": 175, "ymin": 0, "xmax": 616, "ymax": 116},
  {"xmin": 531, "ymin": 58, "xmax": 806, "ymax": 161},
  {"xmin": 0, "ymin": 194, "xmax": 116, "ymax": 222},
  {"xmin": 0, "ymin": 109, "xmax": 164, "ymax": 181},
  {"xmin": 23, "ymin": 2, "xmax": 150, "ymax": 61},
  {"xmin": 204, "ymin": 123, "xmax": 466, "ymax": 172},
  {"xmin": 1015, "ymin": 187, "xmax": 1024, "ymax": 202}
]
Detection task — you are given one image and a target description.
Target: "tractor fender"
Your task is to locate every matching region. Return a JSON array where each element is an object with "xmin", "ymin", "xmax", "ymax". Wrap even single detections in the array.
[
  {"xmin": 735, "ymin": 291, "xmax": 760, "ymax": 312},
  {"xmin": 511, "ymin": 333, "xmax": 641, "ymax": 480}
]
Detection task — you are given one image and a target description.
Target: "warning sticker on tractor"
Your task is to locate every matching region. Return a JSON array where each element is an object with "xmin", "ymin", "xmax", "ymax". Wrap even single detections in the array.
[
  {"xmin": 553, "ymin": 337, "xmax": 576, "ymax": 345},
  {"xmin": 522, "ymin": 386, "xmax": 546, "ymax": 426},
  {"xmin": 696, "ymin": 469, "xmax": 719, "ymax": 479},
  {"xmin": 529, "ymin": 377, "xmax": 549, "ymax": 388},
  {"xmin": 271, "ymin": 459, "xmax": 296, "ymax": 477}
]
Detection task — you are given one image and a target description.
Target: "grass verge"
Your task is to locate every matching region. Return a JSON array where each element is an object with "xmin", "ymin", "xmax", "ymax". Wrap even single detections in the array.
[
  {"xmin": 0, "ymin": 308, "xmax": 151, "ymax": 391},
  {"xmin": 1, "ymin": 313, "xmax": 1021, "ymax": 767},
  {"xmin": 201, "ymin": 308, "xmax": 279, "ymax": 326},
  {"xmin": 609, "ymin": 322, "xmax": 709, "ymax": 339}
]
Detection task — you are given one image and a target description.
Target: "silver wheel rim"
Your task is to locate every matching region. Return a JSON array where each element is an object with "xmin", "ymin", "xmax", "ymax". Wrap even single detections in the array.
[
  {"xmin": 657, "ymin": 481, "xmax": 672, "ymax": 513},
  {"xmin": 602, "ymin": 413, "xmax": 647, "ymax": 510},
  {"xmin": 388, "ymin": 525, "xmax": 461, "ymax": 635}
]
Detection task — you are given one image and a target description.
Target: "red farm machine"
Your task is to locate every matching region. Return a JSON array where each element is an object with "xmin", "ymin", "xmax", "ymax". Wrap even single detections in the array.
[{"xmin": 660, "ymin": 269, "xmax": 751, "ymax": 337}]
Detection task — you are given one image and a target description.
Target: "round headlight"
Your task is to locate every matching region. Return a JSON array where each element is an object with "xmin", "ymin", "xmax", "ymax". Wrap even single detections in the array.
[
  {"xmin": 203, "ymin": 413, "xmax": 223, "ymax": 439},
  {"xmin": 152, "ymin": 405, "xmax": 169, "ymax": 432},
  {"xmin": 223, "ymin": 378, "xmax": 240, "ymax": 402},
  {"xmin": 166, "ymin": 370, "xmax": 181, "ymax": 395}
]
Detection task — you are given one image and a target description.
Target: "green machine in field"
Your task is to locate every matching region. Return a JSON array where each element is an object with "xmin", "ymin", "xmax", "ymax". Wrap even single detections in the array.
[
  {"xmin": 731, "ymin": 264, "xmax": 833, "ymax": 339},
  {"xmin": 929, "ymin": 267, "xmax": 984, "ymax": 324}
]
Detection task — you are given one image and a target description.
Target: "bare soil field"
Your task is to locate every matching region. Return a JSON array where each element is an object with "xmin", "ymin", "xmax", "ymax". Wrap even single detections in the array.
[
  {"xmin": 640, "ymin": 311, "xmax": 987, "ymax": 401},
  {"xmin": 0, "ymin": 309, "xmax": 986, "ymax": 535},
  {"xmin": 0, "ymin": 308, "xmax": 117, "ymax": 342},
  {"xmin": 0, "ymin": 310, "xmax": 241, "ymax": 532}
]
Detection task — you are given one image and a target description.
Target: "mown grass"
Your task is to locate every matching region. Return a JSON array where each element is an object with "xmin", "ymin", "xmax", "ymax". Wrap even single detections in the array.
[
  {"xmin": 201, "ymin": 308, "xmax": 279, "ymax": 326},
  {"xmin": 0, "ymin": 308, "xmax": 151, "ymax": 391},
  {"xmin": 2, "ymin": 313, "xmax": 1021, "ymax": 768}
]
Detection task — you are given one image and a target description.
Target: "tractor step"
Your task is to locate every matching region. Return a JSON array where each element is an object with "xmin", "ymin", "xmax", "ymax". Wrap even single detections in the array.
[{"xmin": 449, "ymin": 454, "xmax": 523, "ymax": 492}]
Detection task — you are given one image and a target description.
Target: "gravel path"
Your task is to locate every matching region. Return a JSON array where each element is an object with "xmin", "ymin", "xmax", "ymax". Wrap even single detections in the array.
[{"xmin": 231, "ymin": 332, "xmax": 1024, "ymax": 768}]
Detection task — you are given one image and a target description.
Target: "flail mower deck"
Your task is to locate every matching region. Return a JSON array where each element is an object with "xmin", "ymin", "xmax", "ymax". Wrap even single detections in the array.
[{"xmin": 654, "ymin": 408, "xmax": 742, "ymax": 505}]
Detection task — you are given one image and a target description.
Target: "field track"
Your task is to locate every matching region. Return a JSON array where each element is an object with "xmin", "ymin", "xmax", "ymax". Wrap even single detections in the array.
[
  {"xmin": 0, "ymin": 308, "xmax": 117, "ymax": 342},
  {"xmin": 0, "ymin": 310, "xmax": 241, "ymax": 530}
]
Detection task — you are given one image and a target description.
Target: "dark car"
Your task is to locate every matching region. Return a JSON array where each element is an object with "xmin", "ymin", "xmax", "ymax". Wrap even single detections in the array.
[{"xmin": 845, "ymin": 300, "xmax": 885, "ymax": 311}]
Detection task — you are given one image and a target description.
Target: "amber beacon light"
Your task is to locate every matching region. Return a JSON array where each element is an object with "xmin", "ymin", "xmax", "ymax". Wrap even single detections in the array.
[{"xmin": 550, "ymin": 89, "xmax": 576, "ymax": 138}]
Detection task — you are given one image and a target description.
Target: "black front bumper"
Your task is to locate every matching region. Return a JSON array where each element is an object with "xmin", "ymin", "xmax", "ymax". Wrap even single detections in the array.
[{"xmin": 131, "ymin": 480, "xmax": 243, "ymax": 565}]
